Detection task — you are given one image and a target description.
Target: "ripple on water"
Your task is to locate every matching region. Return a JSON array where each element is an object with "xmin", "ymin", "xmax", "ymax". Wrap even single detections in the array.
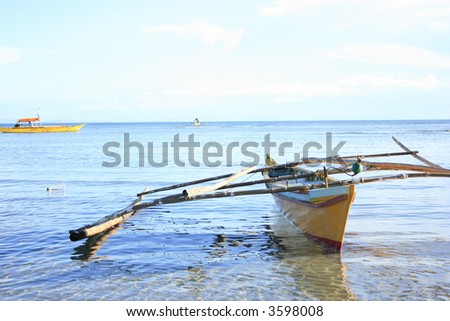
[{"xmin": 1, "ymin": 121, "xmax": 449, "ymax": 301}]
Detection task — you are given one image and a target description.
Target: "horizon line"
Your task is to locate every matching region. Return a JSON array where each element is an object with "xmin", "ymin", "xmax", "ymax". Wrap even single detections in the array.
[{"xmin": 1, "ymin": 118, "xmax": 449, "ymax": 124}]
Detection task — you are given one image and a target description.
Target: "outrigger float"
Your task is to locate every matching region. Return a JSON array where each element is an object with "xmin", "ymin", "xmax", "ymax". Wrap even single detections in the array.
[{"xmin": 69, "ymin": 137, "xmax": 450, "ymax": 251}]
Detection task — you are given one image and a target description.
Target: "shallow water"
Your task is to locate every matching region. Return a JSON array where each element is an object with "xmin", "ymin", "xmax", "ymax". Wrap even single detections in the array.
[{"xmin": 0, "ymin": 120, "xmax": 449, "ymax": 300}]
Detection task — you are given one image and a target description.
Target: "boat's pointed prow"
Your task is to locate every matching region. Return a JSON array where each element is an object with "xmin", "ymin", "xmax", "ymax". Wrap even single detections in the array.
[{"xmin": 69, "ymin": 124, "xmax": 87, "ymax": 132}]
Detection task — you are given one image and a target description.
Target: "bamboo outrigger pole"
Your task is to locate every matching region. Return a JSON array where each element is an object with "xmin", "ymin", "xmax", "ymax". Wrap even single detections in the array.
[
  {"xmin": 392, "ymin": 136, "xmax": 443, "ymax": 168},
  {"xmin": 69, "ymin": 187, "xmax": 149, "ymax": 242},
  {"xmin": 69, "ymin": 138, "xmax": 449, "ymax": 243},
  {"xmin": 133, "ymin": 172, "xmax": 450, "ymax": 211},
  {"xmin": 69, "ymin": 167, "xmax": 256, "ymax": 242},
  {"xmin": 183, "ymin": 166, "xmax": 256, "ymax": 198},
  {"xmin": 70, "ymin": 170, "xmax": 450, "ymax": 243},
  {"xmin": 137, "ymin": 150, "xmax": 419, "ymax": 197},
  {"xmin": 362, "ymin": 161, "xmax": 450, "ymax": 175}
]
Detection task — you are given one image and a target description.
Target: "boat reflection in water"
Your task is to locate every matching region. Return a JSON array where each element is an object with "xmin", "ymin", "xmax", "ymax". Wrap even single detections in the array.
[
  {"xmin": 71, "ymin": 209, "xmax": 355, "ymax": 300},
  {"xmin": 269, "ymin": 214, "xmax": 356, "ymax": 301}
]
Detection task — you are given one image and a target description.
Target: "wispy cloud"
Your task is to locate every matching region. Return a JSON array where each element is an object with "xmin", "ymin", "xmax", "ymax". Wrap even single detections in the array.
[
  {"xmin": 375, "ymin": 0, "xmax": 449, "ymax": 10},
  {"xmin": 413, "ymin": 7, "xmax": 450, "ymax": 18},
  {"xmin": 144, "ymin": 22, "xmax": 245, "ymax": 50},
  {"xmin": 392, "ymin": 5, "xmax": 450, "ymax": 31},
  {"xmin": 79, "ymin": 72, "xmax": 447, "ymax": 114},
  {"xmin": 430, "ymin": 21, "xmax": 450, "ymax": 33},
  {"xmin": 20, "ymin": 48, "xmax": 74, "ymax": 54},
  {"xmin": 172, "ymin": 81, "xmax": 353, "ymax": 98},
  {"xmin": 158, "ymin": 73, "xmax": 445, "ymax": 100},
  {"xmin": 259, "ymin": 0, "xmax": 450, "ymax": 16},
  {"xmin": 251, "ymin": 74, "xmax": 444, "ymax": 96},
  {"xmin": 259, "ymin": 0, "xmax": 450, "ymax": 34},
  {"xmin": 322, "ymin": 45, "xmax": 450, "ymax": 69},
  {"xmin": 0, "ymin": 47, "xmax": 20, "ymax": 67},
  {"xmin": 335, "ymin": 73, "xmax": 442, "ymax": 91},
  {"xmin": 258, "ymin": 0, "xmax": 357, "ymax": 17}
]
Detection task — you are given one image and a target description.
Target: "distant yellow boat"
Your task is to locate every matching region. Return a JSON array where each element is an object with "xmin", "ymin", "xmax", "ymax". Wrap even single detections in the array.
[{"xmin": 0, "ymin": 116, "xmax": 86, "ymax": 133}]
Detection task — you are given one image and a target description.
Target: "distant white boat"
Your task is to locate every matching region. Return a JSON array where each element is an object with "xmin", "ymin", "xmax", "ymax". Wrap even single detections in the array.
[{"xmin": 193, "ymin": 118, "xmax": 200, "ymax": 126}]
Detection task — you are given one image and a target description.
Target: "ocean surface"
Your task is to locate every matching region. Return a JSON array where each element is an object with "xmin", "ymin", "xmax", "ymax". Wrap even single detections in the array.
[{"xmin": 0, "ymin": 120, "xmax": 449, "ymax": 301}]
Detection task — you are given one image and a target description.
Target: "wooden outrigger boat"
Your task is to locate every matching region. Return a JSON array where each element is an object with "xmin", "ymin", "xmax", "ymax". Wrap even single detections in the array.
[
  {"xmin": 69, "ymin": 137, "xmax": 450, "ymax": 252},
  {"xmin": 0, "ymin": 115, "xmax": 86, "ymax": 133},
  {"xmin": 263, "ymin": 160, "xmax": 355, "ymax": 251}
]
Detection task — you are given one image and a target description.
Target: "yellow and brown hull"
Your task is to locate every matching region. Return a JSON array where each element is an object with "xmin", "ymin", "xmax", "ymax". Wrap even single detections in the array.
[
  {"xmin": 265, "ymin": 168, "xmax": 356, "ymax": 251},
  {"xmin": 0, "ymin": 124, "xmax": 86, "ymax": 133},
  {"xmin": 271, "ymin": 185, "xmax": 355, "ymax": 251}
]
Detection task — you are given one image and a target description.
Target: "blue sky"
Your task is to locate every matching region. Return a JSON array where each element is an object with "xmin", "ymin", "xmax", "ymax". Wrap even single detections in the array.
[{"xmin": 1, "ymin": 0, "xmax": 450, "ymax": 122}]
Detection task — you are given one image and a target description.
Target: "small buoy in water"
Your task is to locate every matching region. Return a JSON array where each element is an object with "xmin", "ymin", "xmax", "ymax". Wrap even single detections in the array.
[
  {"xmin": 47, "ymin": 183, "xmax": 66, "ymax": 192},
  {"xmin": 352, "ymin": 158, "xmax": 363, "ymax": 175}
]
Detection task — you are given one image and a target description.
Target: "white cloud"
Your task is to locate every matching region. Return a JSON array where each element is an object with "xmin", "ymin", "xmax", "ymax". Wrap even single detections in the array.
[
  {"xmin": 259, "ymin": 0, "xmax": 369, "ymax": 16},
  {"xmin": 336, "ymin": 73, "xmax": 441, "ymax": 90},
  {"xmin": 158, "ymin": 73, "xmax": 445, "ymax": 100},
  {"xmin": 376, "ymin": 0, "xmax": 449, "ymax": 11},
  {"xmin": 322, "ymin": 45, "xmax": 450, "ymax": 69},
  {"xmin": 413, "ymin": 7, "xmax": 450, "ymax": 17},
  {"xmin": 259, "ymin": 0, "xmax": 295, "ymax": 17},
  {"xmin": 258, "ymin": 0, "xmax": 450, "ymax": 34},
  {"xmin": 430, "ymin": 21, "xmax": 450, "ymax": 33},
  {"xmin": 260, "ymin": 0, "xmax": 323, "ymax": 16},
  {"xmin": 144, "ymin": 22, "xmax": 245, "ymax": 50},
  {"xmin": 259, "ymin": 0, "xmax": 450, "ymax": 16},
  {"xmin": 0, "ymin": 47, "xmax": 20, "ymax": 67},
  {"xmin": 153, "ymin": 81, "xmax": 351, "ymax": 98},
  {"xmin": 251, "ymin": 74, "xmax": 443, "ymax": 96},
  {"xmin": 392, "ymin": 6, "xmax": 450, "ymax": 31},
  {"xmin": 238, "ymin": 81, "xmax": 351, "ymax": 97}
]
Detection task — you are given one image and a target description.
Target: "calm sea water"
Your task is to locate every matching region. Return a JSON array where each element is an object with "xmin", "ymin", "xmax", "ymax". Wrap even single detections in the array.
[{"xmin": 0, "ymin": 120, "xmax": 449, "ymax": 301}]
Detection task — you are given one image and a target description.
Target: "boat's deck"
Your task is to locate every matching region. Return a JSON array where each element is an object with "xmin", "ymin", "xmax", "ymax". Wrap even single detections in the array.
[{"xmin": 265, "ymin": 167, "xmax": 351, "ymax": 203}]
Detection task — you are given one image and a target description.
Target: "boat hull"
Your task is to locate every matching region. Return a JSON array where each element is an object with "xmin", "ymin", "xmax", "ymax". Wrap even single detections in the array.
[
  {"xmin": 264, "ymin": 168, "xmax": 356, "ymax": 251},
  {"xmin": 271, "ymin": 186, "xmax": 355, "ymax": 251},
  {"xmin": 0, "ymin": 124, "xmax": 86, "ymax": 133}
]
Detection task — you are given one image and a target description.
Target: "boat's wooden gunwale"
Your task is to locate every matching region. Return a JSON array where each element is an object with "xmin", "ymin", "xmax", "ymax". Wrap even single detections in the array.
[{"xmin": 273, "ymin": 192, "xmax": 348, "ymax": 208}]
